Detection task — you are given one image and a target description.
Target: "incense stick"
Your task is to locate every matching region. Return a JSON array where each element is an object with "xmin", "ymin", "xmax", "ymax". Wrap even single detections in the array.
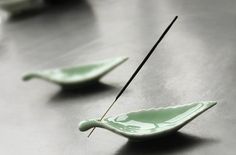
[{"xmin": 88, "ymin": 16, "xmax": 178, "ymax": 138}]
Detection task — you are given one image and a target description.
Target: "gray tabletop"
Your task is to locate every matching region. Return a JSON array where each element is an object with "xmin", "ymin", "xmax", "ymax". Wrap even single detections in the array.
[{"xmin": 0, "ymin": 0, "xmax": 235, "ymax": 154}]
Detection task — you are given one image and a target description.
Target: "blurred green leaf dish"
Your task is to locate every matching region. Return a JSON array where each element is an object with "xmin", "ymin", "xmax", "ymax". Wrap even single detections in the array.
[
  {"xmin": 23, "ymin": 57, "xmax": 128, "ymax": 88},
  {"xmin": 0, "ymin": 0, "xmax": 44, "ymax": 15}
]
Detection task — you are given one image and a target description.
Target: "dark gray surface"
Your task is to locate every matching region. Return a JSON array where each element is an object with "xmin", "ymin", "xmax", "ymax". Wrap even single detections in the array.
[{"xmin": 0, "ymin": 0, "xmax": 235, "ymax": 154}]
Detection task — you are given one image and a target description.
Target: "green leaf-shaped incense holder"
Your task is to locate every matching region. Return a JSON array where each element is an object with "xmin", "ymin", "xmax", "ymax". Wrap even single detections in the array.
[
  {"xmin": 79, "ymin": 101, "xmax": 216, "ymax": 141},
  {"xmin": 23, "ymin": 57, "xmax": 128, "ymax": 88}
]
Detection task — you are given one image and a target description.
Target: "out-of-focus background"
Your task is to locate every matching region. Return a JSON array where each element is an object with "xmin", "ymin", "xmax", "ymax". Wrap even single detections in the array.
[{"xmin": 0, "ymin": 0, "xmax": 236, "ymax": 155}]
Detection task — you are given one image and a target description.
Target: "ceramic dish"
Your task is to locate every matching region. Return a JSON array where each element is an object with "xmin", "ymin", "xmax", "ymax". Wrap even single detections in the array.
[
  {"xmin": 23, "ymin": 57, "xmax": 128, "ymax": 88},
  {"xmin": 0, "ymin": 0, "xmax": 44, "ymax": 15},
  {"xmin": 79, "ymin": 101, "xmax": 217, "ymax": 141}
]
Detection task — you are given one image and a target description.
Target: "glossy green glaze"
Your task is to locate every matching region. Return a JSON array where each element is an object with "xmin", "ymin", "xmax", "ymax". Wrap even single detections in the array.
[
  {"xmin": 23, "ymin": 57, "xmax": 128, "ymax": 88},
  {"xmin": 79, "ymin": 101, "xmax": 217, "ymax": 140}
]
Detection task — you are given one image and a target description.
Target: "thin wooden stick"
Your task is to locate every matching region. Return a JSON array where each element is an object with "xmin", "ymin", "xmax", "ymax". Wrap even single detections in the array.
[{"xmin": 88, "ymin": 16, "xmax": 178, "ymax": 138}]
